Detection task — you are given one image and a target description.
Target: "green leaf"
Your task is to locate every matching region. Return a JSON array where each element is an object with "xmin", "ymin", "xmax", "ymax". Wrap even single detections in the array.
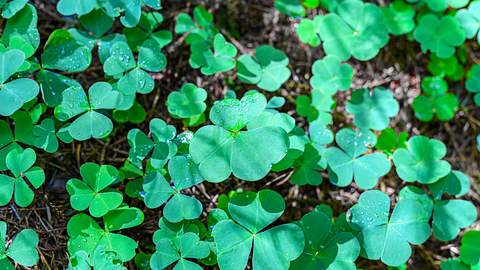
[
  {"xmin": 212, "ymin": 190, "xmax": 305, "ymax": 270},
  {"xmin": 291, "ymin": 143, "xmax": 323, "ymax": 186},
  {"xmin": 41, "ymin": 29, "xmax": 92, "ymax": 72},
  {"xmin": 275, "ymin": 0, "xmax": 305, "ymax": 17},
  {"xmin": 190, "ymin": 34, "xmax": 237, "ymax": 75},
  {"xmin": 375, "ymin": 128, "xmax": 407, "ymax": 155},
  {"xmin": 413, "ymin": 14, "xmax": 466, "ymax": 59},
  {"xmin": 456, "ymin": 1, "xmax": 480, "ymax": 44},
  {"xmin": 167, "ymin": 83, "xmax": 207, "ymax": 119},
  {"xmin": 296, "ymin": 17, "xmax": 322, "ymax": 47},
  {"xmin": 0, "ymin": 49, "xmax": 39, "ymax": 116},
  {"xmin": 66, "ymin": 162, "xmax": 123, "ymax": 217},
  {"xmin": 393, "ymin": 135, "xmax": 451, "ymax": 184},
  {"xmin": 428, "ymin": 54, "xmax": 464, "ymax": 81},
  {"xmin": 412, "ymin": 76, "xmax": 458, "ymax": 121},
  {"xmin": 318, "ymin": 0, "xmax": 389, "ymax": 61},
  {"xmin": 103, "ymin": 205, "xmax": 144, "ymax": 231},
  {"xmin": 0, "ymin": 222, "xmax": 39, "ymax": 267},
  {"xmin": 383, "ymin": 0, "xmax": 415, "ymax": 35},
  {"xmin": 325, "ymin": 128, "xmax": 391, "ymax": 189},
  {"xmin": 346, "ymin": 87, "xmax": 399, "ymax": 130},
  {"xmin": 1, "ymin": 4, "xmax": 40, "ymax": 52},
  {"xmin": 236, "ymin": 45, "xmax": 291, "ymax": 92},
  {"xmin": 433, "ymin": 200, "xmax": 477, "ymax": 241},
  {"xmin": 428, "ymin": 170, "xmax": 470, "ymax": 199},
  {"xmin": 150, "ymin": 232, "xmax": 210, "ymax": 270},
  {"xmin": 103, "ymin": 41, "xmax": 136, "ymax": 77},
  {"xmin": 79, "ymin": 9, "xmax": 114, "ymax": 38},
  {"xmin": 113, "ymin": 102, "xmax": 146, "ymax": 124},
  {"xmin": 310, "ymin": 55, "xmax": 353, "ymax": 93},
  {"xmin": 291, "ymin": 206, "xmax": 360, "ymax": 270},
  {"xmin": 138, "ymin": 38, "xmax": 168, "ymax": 72},
  {"xmin": 466, "ymin": 64, "xmax": 480, "ymax": 103},
  {"xmin": 36, "ymin": 69, "xmax": 81, "ymax": 107},
  {"xmin": 460, "ymin": 230, "xmax": 480, "ymax": 266},
  {"xmin": 347, "ymin": 190, "xmax": 432, "ymax": 267},
  {"xmin": 56, "ymin": 0, "xmax": 96, "ymax": 16},
  {"xmin": 33, "ymin": 118, "xmax": 58, "ymax": 153},
  {"xmin": 1, "ymin": 0, "xmax": 28, "ymax": 19}
]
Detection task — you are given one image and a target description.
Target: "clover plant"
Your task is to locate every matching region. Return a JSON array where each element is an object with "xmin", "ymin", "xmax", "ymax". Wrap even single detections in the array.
[
  {"xmin": 0, "ymin": 221, "xmax": 39, "ymax": 269},
  {"xmin": 412, "ymin": 76, "xmax": 459, "ymax": 121}
]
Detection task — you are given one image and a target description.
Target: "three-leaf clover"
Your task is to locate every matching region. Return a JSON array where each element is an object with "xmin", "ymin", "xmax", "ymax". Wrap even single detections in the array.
[
  {"xmin": 150, "ymin": 232, "xmax": 210, "ymax": 269},
  {"xmin": 0, "ymin": 221, "xmax": 39, "ymax": 269},
  {"xmin": 291, "ymin": 205, "xmax": 360, "ymax": 270},
  {"xmin": 190, "ymin": 33, "xmax": 238, "ymax": 75},
  {"xmin": 413, "ymin": 15, "xmax": 466, "ymax": 59},
  {"xmin": 103, "ymin": 41, "xmax": 160, "ymax": 96},
  {"xmin": 317, "ymin": 0, "xmax": 389, "ymax": 61},
  {"xmin": 236, "ymin": 45, "xmax": 291, "ymax": 92},
  {"xmin": 456, "ymin": 1, "xmax": 480, "ymax": 44},
  {"xmin": 54, "ymin": 82, "xmax": 122, "ymax": 141},
  {"xmin": 375, "ymin": 128, "xmax": 407, "ymax": 155},
  {"xmin": 324, "ymin": 128, "xmax": 391, "ymax": 189},
  {"xmin": 66, "ymin": 162, "xmax": 123, "ymax": 217},
  {"xmin": 382, "ymin": 0, "xmax": 415, "ymax": 35},
  {"xmin": 166, "ymin": 83, "xmax": 207, "ymax": 119},
  {"xmin": 310, "ymin": 55, "xmax": 353, "ymax": 93},
  {"xmin": 33, "ymin": 118, "xmax": 58, "ymax": 153},
  {"xmin": 1, "ymin": 4, "xmax": 40, "ymax": 53},
  {"xmin": 393, "ymin": 135, "xmax": 451, "ymax": 184},
  {"xmin": 346, "ymin": 87, "xmax": 399, "ymax": 130},
  {"xmin": 0, "ymin": 49, "xmax": 39, "ymax": 116},
  {"xmin": 212, "ymin": 189, "xmax": 305, "ymax": 270},
  {"xmin": 175, "ymin": 5, "xmax": 218, "ymax": 45},
  {"xmin": 67, "ymin": 208, "xmax": 143, "ymax": 262},
  {"xmin": 0, "ymin": 148, "xmax": 45, "ymax": 207},
  {"xmin": 412, "ymin": 76, "xmax": 459, "ymax": 121},
  {"xmin": 127, "ymin": 118, "xmax": 178, "ymax": 169},
  {"xmin": 189, "ymin": 91, "xmax": 289, "ymax": 182},
  {"xmin": 347, "ymin": 190, "xmax": 432, "ymax": 267},
  {"xmin": 142, "ymin": 155, "xmax": 204, "ymax": 223}
]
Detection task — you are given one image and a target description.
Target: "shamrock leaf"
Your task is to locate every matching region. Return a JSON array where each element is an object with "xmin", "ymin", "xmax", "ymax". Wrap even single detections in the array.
[
  {"xmin": 393, "ymin": 135, "xmax": 451, "ymax": 184},
  {"xmin": 291, "ymin": 205, "xmax": 360, "ymax": 270},
  {"xmin": 175, "ymin": 5, "xmax": 218, "ymax": 45},
  {"xmin": 67, "ymin": 210, "xmax": 142, "ymax": 262},
  {"xmin": 123, "ymin": 12, "xmax": 172, "ymax": 52},
  {"xmin": 424, "ymin": 0, "xmax": 469, "ymax": 12},
  {"xmin": 346, "ymin": 87, "xmax": 399, "ymax": 130},
  {"xmin": 150, "ymin": 232, "xmax": 210, "ymax": 270},
  {"xmin": 212, "ymin": 190, "xmax": 305, "ymax": 270},
  {"xmin": 113, "ymin": 102, "xmax": 146, "ymax": 124},
  {"xmin": 291, "ymin": 143, "xmax": 324, "ymax": 186},
  {"xmin": 428, "ymin": 54, "xmax": 464, "ymax": 81},
  {"xmin": 41, "ymin": 29, "xmax": 92, "ymax": 72},
  {"xmin": 1, "ymin": 4, "xmax": 40, "ymax": 53},
  {"xmin": 412, "ymin": 76, "xmax": 459, "ymax": 121},
  {"xmin": 466, "ymin": 64, "xmax": 480, "ymax": 106},
  {"xmin": 432, "ymin": 199, "xmax": 477, "ymax": 241},
  {"xmin": 142, "ymin": 156, "xmax": 204, "ymax": 223},
  {"xmin": 310, "ymin": 55, "xmax": 353, "ymax": 93},
  {"xmin": 103, "ymin": 41, "xmax": 158, "ymax": 95},
  {"xmin": 296, "ymin": 17, "xmax": 322, "ymax": 47},
  {"xmin": 236, "ymin": 45, "xmax": 291, "ymax": 92},
  {"xmin": 0, "ymin": 0, "xmax": 28, "ymax": 19},
  {"xmin": 56, "ymin": 0, "xmax": 96, "ymax": 16},
  {"xmin": 0, "ymin": 49, "xmax": 39, "ymax": 116},
  {"xmin": 460, "ymin": 230, "xmax": 480, "ymax": 266},
  {"xmin": 166, "ymin": 83, "xmax": 207, "ymax": 119},
  {"xmin": 36, "ymin": 69, "xmax": 82, "ymax": 107},
  {"xmin": 0, "ymin": 148, "xmax": 45, "ymax": 207},
  {"xmin": 127, "ymin": 118, "xmax": 178, "ymax": 169},
  {"xmin": 190, "ymin": 91, "xmax": 289, "ymax": 182},
  {"xmin": 33, "ymin": 118, "xmax": 58, "ymax": 153},
  {"xmin": 190, "ymin": 33, "xmax": 237, "ymax": 75},
  {"xmin": 347, "ymin": 190, "xmax": 432, "ymax": 267},
  {"xmin": 275, "ymin": 0, "xmax": 305, "ymax": 17},
  {"xmin": 456, "ymin": 1, "xmax": 480, "ymax": 44},
  {"xmin": 324, "ymin": 128, "xmax": 391, "ymax": 189},
  {"xmin": 413, "ymin": 14, "xmax": 465, "ymax": 59},
  {"xmin": 54, "ymin": 82, "xmax": 122, "ymax": 141},
  {"xmin": 66, "ymin": 162, "xmax": 123, "ymax": 217},
  {"xmin": 383, "ymin": 0, "xmax": 415, "ymax": 35},
  {"xmin": 0, "ymin": 221, "xmax": 39, "ymax": 268},
  {"xmin": 428, "ymin": 170, "xmax": 471, "ymax": 199},
  {"xmin": 375, "ymin": 128, "xmax": 407, "ymax": 155},
  {"xmin": 318, "ymin": 0, "xmax": 389, "ymax": 61}
]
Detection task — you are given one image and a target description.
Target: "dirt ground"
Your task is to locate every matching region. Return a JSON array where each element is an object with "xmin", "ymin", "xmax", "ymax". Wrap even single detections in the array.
[{"xmin": 0, "ymin": 0, "xmax": 479, "ymax": 269}]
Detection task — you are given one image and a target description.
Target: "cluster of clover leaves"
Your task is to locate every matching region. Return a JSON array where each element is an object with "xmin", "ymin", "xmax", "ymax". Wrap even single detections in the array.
[{"xmin": 0, "ymin": 0, "xmax": 479, "ymax": 269}]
